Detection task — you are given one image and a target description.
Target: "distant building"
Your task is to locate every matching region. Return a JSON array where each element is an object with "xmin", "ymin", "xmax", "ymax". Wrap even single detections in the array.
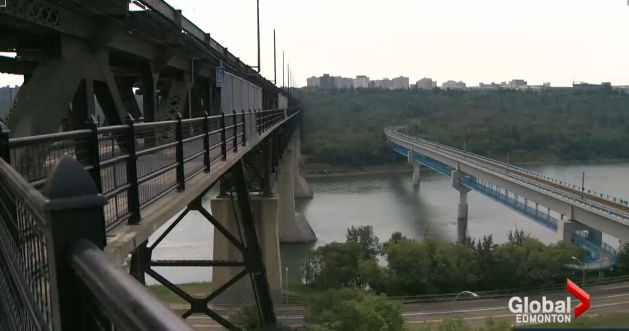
[
  {"xmin": 319, "ymin": 74, "xmax": 336, "ymax": 89},
  {"xmin": 416, "ymin": 78, "xmax": 435, "ymax": 90},
  {"xmin": 479, "ymin": 82, "xmax": 504, "ymax": 90},
  {"xmin": 509, "ymin": 79, "xmax": 528, "ymax": 89},
  {"xmin": 573, "ymin": 82, "xmax": 612, "ymax": 93},
  {"xmin": 374, "ymin": 79, "xmax": 392, "ymax": 89},
  {"xmin": 391, "ymin": 76, "xmax": 409, "ymax": 89},
  {"xmin": 354, "ymin": 75, "xmax": 370, "ymax": 89},
  {"xmin": 306, "ymin": 76, "xmax": 320, "ymax": 88},
  {"xmin": 442, "ymin": 80, "xmax": 466, "ymax": 90},
  {"xmin": 339, "ymin": 77, "xmax": 353, "ymax": 89}
]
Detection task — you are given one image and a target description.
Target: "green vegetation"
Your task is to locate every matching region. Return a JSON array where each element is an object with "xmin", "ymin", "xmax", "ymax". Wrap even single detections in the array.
[
  {"xmin": 147, "ymin": 282, "xmax": 213, "ymax": 304},
  {"xmin": 414, "ymin": 318, "xmax": 511, "ymax": 331},
  {"xmin": 231, "ymin": 289, "xmax": 403, "ymax": 331},
  {"xmin": 299, "ymin": 88, "xmax": 629, "ymax": 166},
  {"xmin": 307, "ymin": 289, "xmax": 404, "ymax": 331},
  {"xmin": 301, "ymin": 226, "xmax": 585, "ymax": 296},
  {"xmin": 531, "ymin": 312, "xmax": 629, "ymax": 328},
  {"xmin": 414, "ymin": 314, "xmax": 629, "ymax": 331}
]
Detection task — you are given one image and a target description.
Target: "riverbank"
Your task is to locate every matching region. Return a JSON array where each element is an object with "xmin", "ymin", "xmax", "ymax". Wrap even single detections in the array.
[
  {"xmin": 301, "ymin": 158, "xmax": 629, "ymax": 179},
  {"xmin": 302, "ymin": 162, "xmax": 411, "ymax": 178}
]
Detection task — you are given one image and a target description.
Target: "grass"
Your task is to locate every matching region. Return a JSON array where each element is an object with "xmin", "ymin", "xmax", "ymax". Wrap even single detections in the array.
[
  {"xmin": 147, "ymin": 282, "xmax": 213, "ymax": 304},
  {"xmin": 530, "ymin": 313, "xmax": 629, "ymax": 328}
]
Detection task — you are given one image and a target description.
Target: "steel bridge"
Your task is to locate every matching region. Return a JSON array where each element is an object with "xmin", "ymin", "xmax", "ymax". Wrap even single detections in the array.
[
  {"xmin": 386, "ymin": 127, "xmax": 626, "ymax": 270},
  {"xmin": 0, "ymin": 1, "xmax": 309, "ymax": 330}
]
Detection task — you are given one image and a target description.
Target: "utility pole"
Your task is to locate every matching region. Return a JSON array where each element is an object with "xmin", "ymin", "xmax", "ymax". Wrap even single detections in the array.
[
  {"xmin": 273, "ymin": 29, "xmax": 277, "ymax": 85},
  {"xmin": 257, "ymin": 0, "xmax": 261, "ymax": 73}
]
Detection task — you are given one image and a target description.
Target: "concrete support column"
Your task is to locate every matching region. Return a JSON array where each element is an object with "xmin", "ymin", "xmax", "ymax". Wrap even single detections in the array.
[
  {"xmin": 452, "ymin": 170, "xmax": 471, "ymax": 245},
  {"xmin": 276, "ymin": 135, "xmax": 316, "ymax": 243},
  {"xmin": 210, "ymin": 195, "xmax": 282, "ymax": 304},
  {"xmin": 412, "ymin": 162, "xmax": 421, "ymax": 187},
  {"xmin": 291, "ymin": 128, "xmax": 313, "ymax": 199},
  {"xmin": 558, "ymin": 216, "xmax": 577, "ymax": 243}
]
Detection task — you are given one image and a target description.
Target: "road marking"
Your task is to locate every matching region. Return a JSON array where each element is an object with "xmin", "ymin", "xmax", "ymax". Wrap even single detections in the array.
[
  {"xmin": 408, "ymin": 314, "xmax": 514, "ymax": 324},
  {"xmin": 403, "ymin": 306, "xmax": 506, "ymax": 316}
]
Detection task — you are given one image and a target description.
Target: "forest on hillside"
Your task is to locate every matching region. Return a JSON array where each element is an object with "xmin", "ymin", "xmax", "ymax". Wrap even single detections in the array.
[{"xmin": 299, "ymin": 88, "xmax": 629, "ymax": 166}]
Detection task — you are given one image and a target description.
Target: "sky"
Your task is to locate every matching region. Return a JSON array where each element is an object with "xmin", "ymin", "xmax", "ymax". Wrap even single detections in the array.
[{"xmin": 3, "ymin": 0, "xmax": 629, "ymax": 87}]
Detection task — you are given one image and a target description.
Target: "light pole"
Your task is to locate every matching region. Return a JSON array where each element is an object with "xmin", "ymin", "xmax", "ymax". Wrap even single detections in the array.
[
  {"xmin": 572, "ymin": 256, "xmax": 585, "ymax": 285},
  {"xmin": 256, "ymin": 0, "xmax": 260, "ymax": 73},
  {"xmin": 285, "ymin": 267, "xmax": 289, "ymax": 304}
]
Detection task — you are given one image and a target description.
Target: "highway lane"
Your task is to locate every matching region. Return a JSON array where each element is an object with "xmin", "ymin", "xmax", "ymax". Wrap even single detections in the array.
[{"xmin": 174, "ymin": 281, "xmax": 629, "ymax": 330}]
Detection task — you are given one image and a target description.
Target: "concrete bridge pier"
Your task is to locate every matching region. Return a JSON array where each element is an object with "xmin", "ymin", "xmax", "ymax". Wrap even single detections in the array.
[
  {"xmin": 210, "ymin": 195, "xmax": 282, "ymax": 304},
  {"xmin": 558, "ymin": 215, "xmax": 577, "ymax": 243},
  {"xmin": 452, "ymin": 170, "xmax": 471, "ymax": 244},
  {"xmin": 292, "ymin": 127, "xmax": 313, "ymax": 199},
  {"xmin": 559, "ymin": 208, "xmax": 603, "ymax": 247},
  {"xmin": 276, "ymin": 131, "xmax": 316, "ymax": 243},
  {"xmin": 412, "ymin": 162, "xmax": 421, "ymax": 187}
]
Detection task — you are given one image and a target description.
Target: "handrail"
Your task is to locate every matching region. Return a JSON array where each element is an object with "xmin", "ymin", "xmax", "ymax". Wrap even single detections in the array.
[{"xmin": 70, "ymin": 240, "xmax": 193, "ymax": 331}]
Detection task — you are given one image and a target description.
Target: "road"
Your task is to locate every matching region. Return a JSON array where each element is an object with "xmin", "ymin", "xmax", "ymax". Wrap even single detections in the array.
[{"xmin": 171, "ymin": 281, "xmax": 629, "ymax": 330}]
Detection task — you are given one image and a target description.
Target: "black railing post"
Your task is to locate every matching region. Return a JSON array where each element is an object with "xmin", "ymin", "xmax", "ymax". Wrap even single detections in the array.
[
  {"xmin": 221, "ymin": 112, "xmax": 227, "ymax": 160},
  {"xmin": 242, "ymin": 110, "xmax": 247, "ymax": 145},
  {"xmin": 0, "ymin": 120, "xmax": 10, "ymax": 163},
  {"xmin": 232, "ymin": 110, "xmax": 238, "ymax": 152},
  {"xmin": 175, "ymin": 112, "xmax": 185, "ymax": 191},
  {"xmin": 203, "ymin": 111, "xmax": 211, "ymax": 172},
  {"xmin": 125, "ymin": 114, "xmax": 141, "ymax": 224},
  {"xmin": 43, "ymin": 156, "xmax": 108, "ymax": 331},
  {"xmin": 85, "ymin": 115, "xmax": 102, "ymax": 193}
]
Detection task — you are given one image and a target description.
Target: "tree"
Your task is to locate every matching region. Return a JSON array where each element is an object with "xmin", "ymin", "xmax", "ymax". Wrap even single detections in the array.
[
  {"xmin": 346, "ymin": 225, "xmax": 382, "ymax": 260},
  {"xmin": 307, "ymin": 289, "xmax": 404, "ymax": 331}
]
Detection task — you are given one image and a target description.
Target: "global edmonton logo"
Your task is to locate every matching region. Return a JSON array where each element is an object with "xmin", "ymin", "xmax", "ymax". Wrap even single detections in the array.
[{"xmin": 508, "ymin": 278, "xmax": 590, "ymax": 324}]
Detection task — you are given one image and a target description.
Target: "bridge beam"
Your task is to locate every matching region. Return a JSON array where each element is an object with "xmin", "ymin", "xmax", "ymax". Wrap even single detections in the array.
[{"xmin": 452, "ymin": 170, "xmax": 471, "ymax": 244}]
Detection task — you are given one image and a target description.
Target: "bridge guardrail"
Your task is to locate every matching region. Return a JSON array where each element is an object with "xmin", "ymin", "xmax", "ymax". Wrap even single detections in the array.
[
  {"xmin": 1, "ymin": 108, "xmax": 298, "ymax": 231},
  {"xmin": 0, "ymin": 155, "xmax": 194, "ymax": 330}
]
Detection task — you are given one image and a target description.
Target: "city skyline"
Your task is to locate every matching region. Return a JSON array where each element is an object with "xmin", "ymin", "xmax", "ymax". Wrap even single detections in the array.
[{"xmin": 2, "ymin": 0, "xmax": 629, "ymax": 87}]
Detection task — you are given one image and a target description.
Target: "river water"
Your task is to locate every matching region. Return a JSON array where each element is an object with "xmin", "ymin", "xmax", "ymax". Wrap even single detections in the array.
[{"xmin": 147, "ymin": 162, "xmax": 629, "ymax": 285}]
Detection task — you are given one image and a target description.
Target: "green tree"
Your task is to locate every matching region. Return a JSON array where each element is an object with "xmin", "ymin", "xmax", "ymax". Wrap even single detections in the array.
[{"xmin": 307, "ymin": 289, "xmax": 404, "ymax": 331}]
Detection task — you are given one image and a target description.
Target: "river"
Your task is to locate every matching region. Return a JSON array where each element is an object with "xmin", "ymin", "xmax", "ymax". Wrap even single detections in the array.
[{"xmin": 147, "ymin": 162, "xmax": 629, "ymax": 285}]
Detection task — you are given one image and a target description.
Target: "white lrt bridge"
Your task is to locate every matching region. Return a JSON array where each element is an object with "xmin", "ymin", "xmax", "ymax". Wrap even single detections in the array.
[{"xmin": 386, "ymin": 127, "xmax": 629, "ymax": 267}]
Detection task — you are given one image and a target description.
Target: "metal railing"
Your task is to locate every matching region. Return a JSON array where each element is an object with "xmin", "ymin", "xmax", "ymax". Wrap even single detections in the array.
[
  {"xmin": 1, "ymin": 108, "xmax": 296, "ymax": 231},
  {"xmin": 0, "ymin": 154, "xmax": 195, "ymax": 330}
]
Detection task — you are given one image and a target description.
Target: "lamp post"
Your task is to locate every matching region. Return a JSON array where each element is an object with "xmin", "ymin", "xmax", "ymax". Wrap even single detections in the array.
[
  {"xmin": 285, "ymin": 267, "xmax": 289, "ymax": 304},
  {"xmin": 256, "ymin": 0, "xmax": 260, "ymax": 73},
  {"xmin": 572, "ymin": 256, "xmax": 585, "ymax": 285}
]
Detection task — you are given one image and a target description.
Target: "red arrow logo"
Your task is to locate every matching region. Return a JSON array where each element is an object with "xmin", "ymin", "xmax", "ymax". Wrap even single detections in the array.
[{"xmin": 567, "ymin": 278, "xmax": 590, "ymax": 319}]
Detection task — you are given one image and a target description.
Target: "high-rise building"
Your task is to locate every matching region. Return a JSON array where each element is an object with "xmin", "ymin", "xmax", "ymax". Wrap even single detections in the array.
[
  {"xmin": 339, "ymin": 77, "xmax": 354, "ymax": 89},
  {"xmin": 306, "ymin": 76, "xmax": 320, "ymax": 88},
  {"xmin": 442, "ymin": 80, "xmax": 466, "ymax": 90},
  {"xmin": 416, "ymin": 78, "xmax": 434, "ymax": 90},
  {"xmin": 354, "ymin": 75, "xmax": 370, "ymax": 89},
  {"xmin": 319, "ymin": 74, "xmax": 336, "ymax": 89},
  {"xmin": 509, "ymin": 79, "xmax": 528, "ymax": 89},
  {"xmin": 374, "ymin": 79, "xmax": 392, "ymax": 89},
  {"xmin": 392, "ymin": 76, "xmax": 409, "ymax": 89}
]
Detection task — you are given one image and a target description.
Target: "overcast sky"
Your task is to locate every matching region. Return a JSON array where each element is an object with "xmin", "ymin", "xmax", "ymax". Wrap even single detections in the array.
[{"xmin": 3, "ymin": 0, "xmax": 629, "ymax": 87}]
